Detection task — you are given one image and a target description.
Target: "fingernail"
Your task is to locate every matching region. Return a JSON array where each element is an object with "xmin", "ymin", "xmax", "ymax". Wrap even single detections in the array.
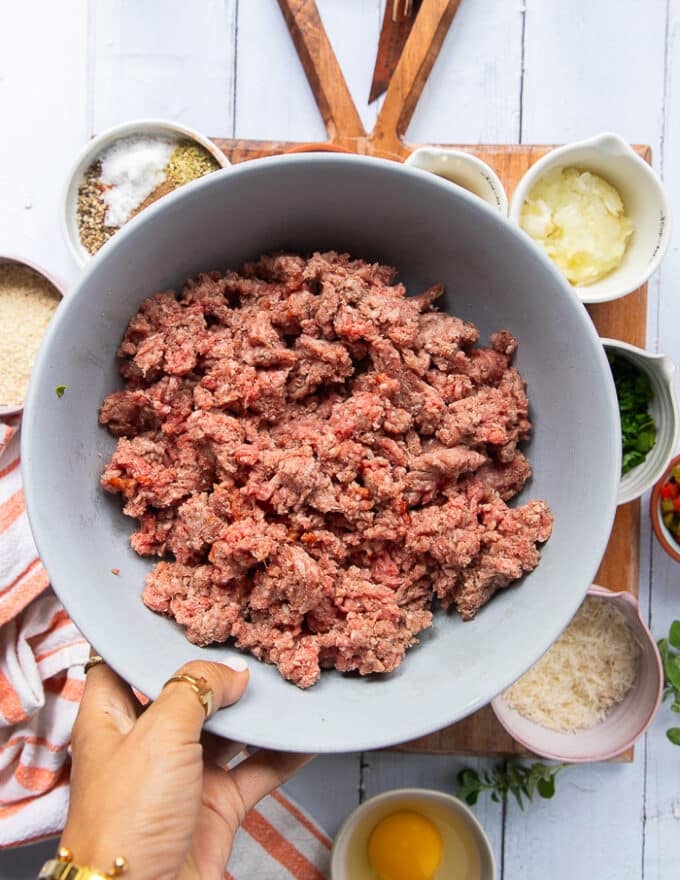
[{"xmin": 223, "ymin": 656, "xmax": 249, "ymax": 673}]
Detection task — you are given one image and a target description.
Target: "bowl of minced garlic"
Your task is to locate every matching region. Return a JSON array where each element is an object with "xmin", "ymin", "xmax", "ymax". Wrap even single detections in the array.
[
  {"xmin": 63, "ymin": 119, "xmax": 229, "ymax": 266},
  {"xmin": 509, "ymin": 132, "xmax": 670, "ymax": 304},
  {"xmin": 491, "ymin": 586, "xmax": 663, "ymax": 762},
  {"xmin": 0, "ymin": 257, "xmax": 64, "ymax": 417}
]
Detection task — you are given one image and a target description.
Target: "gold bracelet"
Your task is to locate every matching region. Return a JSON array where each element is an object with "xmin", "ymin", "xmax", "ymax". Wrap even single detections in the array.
[{"xmin": 38, "ymin": 846, "xmax": 128, "ymax": 880}]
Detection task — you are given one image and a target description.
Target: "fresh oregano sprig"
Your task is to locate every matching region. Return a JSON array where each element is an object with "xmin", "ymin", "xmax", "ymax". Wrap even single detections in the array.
[
  {"xmin": 457, "ymin": 761, "xmax": 568, "ymax": 810},
  {"xmin": 656, "ymin": 619, "xmax": 680, "ymax": 746}
]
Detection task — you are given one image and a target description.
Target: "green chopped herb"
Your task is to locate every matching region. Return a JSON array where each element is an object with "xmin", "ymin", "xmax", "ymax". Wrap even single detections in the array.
[
  {"xmin": 457, "ymin": 761, "xmax": 568, "ymax": 810},
  {"xmin": 657, "ymin": 619, "xmax": 680, "ymax": 747},
  {"xmin": 608, "ymin": 352, "xmax": 656, "ymax": 476},
  {"xmin": 55, "ymin": 384, "xmax": 67, "ymax": 398}
]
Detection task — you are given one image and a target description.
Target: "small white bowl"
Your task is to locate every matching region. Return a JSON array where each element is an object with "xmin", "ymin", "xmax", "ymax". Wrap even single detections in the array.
[
  {"xmin": 406, "ymin": 147, "xmax": 508, "ymax": 215},
  {"xmin": 602, "ymin": 338, "xmax": 679, "ymax": 505},
  {"xmin": 63, "ymin": 118, "xmax": 230, "ymax": 267},
  {"xmin": 509, "ymin": 132, "xmax": 671, "ymax": 303},
  {"xmin": 0, "ymin": 255, "xmax": 66, "ymax": 418},
  {"xmin": 331, "ymin": 788, "xmax": 495, "ymax": 880},
  {"xmin": 491, "ymin": 586, "xmax": 663, "ymax": 763}
]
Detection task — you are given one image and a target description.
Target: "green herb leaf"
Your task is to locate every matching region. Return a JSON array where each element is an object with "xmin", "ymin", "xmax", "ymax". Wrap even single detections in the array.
[
  {"xmin": 668, "ymin": 655, "xmax": 680, "ymax": 692},
  {"xmin": 456, "ymin": 769, "xmax": 482, "ymax": 806},
  {"xmin": 666, "ymin": 728, "xmax": 680, "ymax": 746},
  {"xmin": 456, "ymin": 761, "xmax": 567, "ymax": 810},
  {"xmin": 55, "ymin": 384, "xmax": 67, "ymax": 398},
  {"xmin": 609, "ymin": 354, "xmax": 656, "ymax": 476},
  {"xmin": 537, "ymin": 777, "xmax": 556, "ymax": 799},
  {"xmin": 657, "ymin": 622, "xmax": 680, "ymax": 746}
]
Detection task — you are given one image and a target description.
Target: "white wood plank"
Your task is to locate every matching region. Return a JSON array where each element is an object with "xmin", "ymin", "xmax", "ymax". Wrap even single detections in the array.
[
  {"xmin": 92, "ymin": 0, "xmax": 236, "ymax": 136},
  {"xmin": 521, "ymin": 0, "xmax": 668, "ymax": 144},
  {"xmin": 644, "ymin": 7, "xmax": 680, "ymax": 867},
  {"xmin": 283, "ymin": 754, "xmax": 362, "ymax": 838},
  {"xmin": 316, "ymin": 0, "xmax": 382, "ymax": 135},
  {"xmin": 235, "ymin": 0, "xmax": 381, "ymax": 142},
  {"xmin": 504, "ymin": 2, "xmax": 669, "ymax": 878},
  {"xmin": 0, "ymin": 0, "xmax": 90, "ymax": 286},
  {"xmin": 235, "ymin": 0, "xmax": 327, "ymax": 142},
  {"xmin": 406, "ymin": 0, "xmax": 524, "ymax": 144},
  {"xmin": 503, "ymin": 761, "xmax": 646, "ymax": 880},
  {"xmin": 362, "ymin": 752, "xmax": 504, "ymax": 871}
]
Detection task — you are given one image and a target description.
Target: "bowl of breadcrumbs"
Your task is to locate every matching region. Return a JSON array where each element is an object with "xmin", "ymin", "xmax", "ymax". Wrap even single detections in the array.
[
  {"xmin": 63, "ymin": 119, "xmax": 229, "ymax": 266},
  {"xmin": 0, "ymin": 256, "xmax": 65, "ymax": 418}
]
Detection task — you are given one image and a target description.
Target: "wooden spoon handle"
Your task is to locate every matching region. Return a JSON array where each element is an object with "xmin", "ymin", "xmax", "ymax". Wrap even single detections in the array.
[
  {"xmin": 372, "ymin": 0, "xmax": 462, "ymax": 157},
  {"xmin": 277, "ymin": 0, "xmax": 366, "ymax": 145}
]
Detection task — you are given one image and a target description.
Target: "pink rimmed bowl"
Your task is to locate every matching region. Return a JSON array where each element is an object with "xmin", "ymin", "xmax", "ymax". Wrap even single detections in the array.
[
  {"xmin": 0, "ymin": 255, "xmax": 66, "ymax": 419},
  {"xmin": 491, "ymin": 585, "xmax": 663, "ymax": 762}
]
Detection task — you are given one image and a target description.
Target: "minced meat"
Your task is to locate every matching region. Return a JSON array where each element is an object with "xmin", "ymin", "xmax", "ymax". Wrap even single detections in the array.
[{"xmin": 100, "ymin": 251, "xmax": 553, "ymax": 688}]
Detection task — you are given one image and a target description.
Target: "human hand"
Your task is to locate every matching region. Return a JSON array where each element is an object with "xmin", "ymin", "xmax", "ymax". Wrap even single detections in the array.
[{"xmin": 61, "ymin": 657, "xmax": 312, "ymax": 880}]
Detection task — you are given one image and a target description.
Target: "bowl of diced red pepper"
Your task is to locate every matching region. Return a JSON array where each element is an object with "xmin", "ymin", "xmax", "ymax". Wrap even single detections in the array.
[{"xmin": 651, "ymin": 455, "xmax": 680, "ymax": 563}]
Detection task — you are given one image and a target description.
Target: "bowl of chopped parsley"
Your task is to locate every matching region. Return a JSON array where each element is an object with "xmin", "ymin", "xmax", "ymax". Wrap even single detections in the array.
[{"xmin": 603, "ymin": 338, "xmax": 679, "ymax": 505}]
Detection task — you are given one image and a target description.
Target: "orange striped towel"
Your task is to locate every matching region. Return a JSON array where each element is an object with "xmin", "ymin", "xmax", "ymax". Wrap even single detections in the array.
[
  {"xmin": 0, "ymin": 423, "xmax": 333, "ymax": 875},
  {"xmin": 0, "ymin": 420, "xmax": 89, "ymax": 847},
  {"xmin": 0, "ymin": 422, "xmax": 51, "ymax": 626},
  {"xmin": 228, "ymin": 790, "xmax": 332, "ymax": 879}
]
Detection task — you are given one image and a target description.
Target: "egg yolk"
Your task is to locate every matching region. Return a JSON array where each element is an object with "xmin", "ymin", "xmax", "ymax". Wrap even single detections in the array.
[{"xmin": 368, "ymin": 810, "xmax": 443, "ymax": 880}]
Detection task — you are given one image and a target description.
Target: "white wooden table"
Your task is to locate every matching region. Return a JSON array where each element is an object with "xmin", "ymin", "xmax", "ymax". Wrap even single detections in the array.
[{"xmin": 1, "ymin": 2, "xmax": 679, "ymax": 877}]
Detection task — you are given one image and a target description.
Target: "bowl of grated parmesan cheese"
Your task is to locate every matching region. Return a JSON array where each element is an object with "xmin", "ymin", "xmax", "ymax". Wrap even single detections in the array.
[
  {"xmin": 0, "ymin": 256, "xmax": 64, "ymax": 418},
  {"xmin": 491, "ymin": 586, "xmax": 663, "ymax": 762}
]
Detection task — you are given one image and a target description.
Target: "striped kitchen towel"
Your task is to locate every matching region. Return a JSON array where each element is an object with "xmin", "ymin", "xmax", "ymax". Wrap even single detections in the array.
[
  {"xmin": 228, "ymin": 791, "xmax": 332, "ymax": 879},
  {"xmin": 0, "ymin": 422, "xmax": 333, "ymax": 878},
  {"xmin": 0, "ymin": 419, "xmax": 90, "ymax": 847},
  {"xmin": 0, "ymin": 421, "xmax": 51, "ymax": 626}
]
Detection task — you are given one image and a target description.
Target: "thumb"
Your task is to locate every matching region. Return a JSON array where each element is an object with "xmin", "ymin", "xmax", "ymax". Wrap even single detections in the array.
[{"xmin": 138, "ymin": 658, "xmax": 249, "ymax": 744}]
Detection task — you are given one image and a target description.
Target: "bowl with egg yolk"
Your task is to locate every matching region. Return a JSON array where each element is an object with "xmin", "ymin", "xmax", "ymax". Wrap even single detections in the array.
[{"xmin": 330, "ymin": 788, "xmax": 495, "ymax": 880}]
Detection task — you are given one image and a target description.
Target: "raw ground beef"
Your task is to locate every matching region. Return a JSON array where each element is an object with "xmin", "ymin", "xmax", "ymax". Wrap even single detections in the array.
[{"xmin": 100, "ymin": 251, "xmax": 553, "ymax": 688}]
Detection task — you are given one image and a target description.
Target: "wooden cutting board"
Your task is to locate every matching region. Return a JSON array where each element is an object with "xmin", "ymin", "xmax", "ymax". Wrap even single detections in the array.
[{"xmin": 210, "ymin": 0, "xmax": 647, "ymax": 761}]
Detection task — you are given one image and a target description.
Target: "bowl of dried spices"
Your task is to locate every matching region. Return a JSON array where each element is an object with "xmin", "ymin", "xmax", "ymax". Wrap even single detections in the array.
[
  {"xmin": 603, "ymin": 338, "xmax": 679, "ymax": 505},
  {"xmin": 0, "ymin": 255, "xmax": 65, "ymax": 418},
  {"xmin": 64, "ymin": 119, "xmax": 229, "ymax": 266}
]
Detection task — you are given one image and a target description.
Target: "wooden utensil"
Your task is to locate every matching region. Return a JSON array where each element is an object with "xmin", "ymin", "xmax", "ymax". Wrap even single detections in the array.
[
  {"xmin": 368, "ymin": 0, "xmax": 423, "ymax": 104},
  {"xmin": 271, "ymin": 0, "xmax": 462, "ymax": 159}
]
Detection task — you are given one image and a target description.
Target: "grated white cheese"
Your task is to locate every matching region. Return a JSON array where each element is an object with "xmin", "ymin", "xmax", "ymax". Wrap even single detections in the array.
[
  {"xmin": 0, "ymin": 263, "xmax": 61, "ymax": 407},
  {"xmin": 504, "ymin": 596, "xmax": 641, "ymax": 732},
  {"xmin": 99, "ymin": 135, "xmax": 177, "ymax": 227}
]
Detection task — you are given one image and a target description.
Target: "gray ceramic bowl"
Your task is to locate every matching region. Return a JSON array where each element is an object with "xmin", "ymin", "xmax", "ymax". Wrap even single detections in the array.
[{"xmin": 22, "ymin": 154, "xmax": 619, "ymax": 753}]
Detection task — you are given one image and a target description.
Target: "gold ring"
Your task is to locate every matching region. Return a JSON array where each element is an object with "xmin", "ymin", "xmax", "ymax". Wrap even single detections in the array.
[
  {"xmin": 83, "ymin": 655, "xmax": 106, "ymax": 674},
  {"xmin": 162, "ymin": 673, "xmax": 214, "ymax": 718}
]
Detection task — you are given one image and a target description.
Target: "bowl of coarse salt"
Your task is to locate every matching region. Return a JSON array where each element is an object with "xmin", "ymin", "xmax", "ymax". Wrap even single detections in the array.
[
  {"xmin": 491, "ymin": 585, "xmax": 663, "ymax": 762},
  {"xmin": 63, "ymin": 119, "xmax": 230, "ymax": 267},
  {"xmin": 0, "ymin": 256, "xmax": 65, "ymax": 418}
]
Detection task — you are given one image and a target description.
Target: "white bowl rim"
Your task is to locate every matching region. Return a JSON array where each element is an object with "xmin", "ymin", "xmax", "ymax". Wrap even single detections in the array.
[
  {"xmin": 490, "ymin": 584, "xmax": 664, "ymax": 762},
  {"xmin": 62, "ymin": 117, "xmax": 231, "ymax": 268},
  {"xmin": 601, "ymin": 337, "xmax": 679, "ymax": 505},
  {"xmin": 330, "ymin": 787, "xmax": 496, "ymax": 880},
  {"xmin": 507, "ymin": 131, "xmax": 672, "ymax": 304},
  {"xmin": 405, "ymin": 146, "xmax": 509, "ymax": 215}
]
